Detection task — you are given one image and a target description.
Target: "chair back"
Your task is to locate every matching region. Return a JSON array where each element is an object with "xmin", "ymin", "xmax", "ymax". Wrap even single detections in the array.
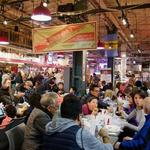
[
  {"xmin": 5, "ymin": 117, "xmax": 26, "ymax": 130},
  {"xmin": 5, "ymin": 123, "xmax": 25, "ymax": 150}
]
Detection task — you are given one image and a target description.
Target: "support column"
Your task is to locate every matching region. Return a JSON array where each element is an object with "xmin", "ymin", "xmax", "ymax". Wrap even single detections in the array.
[
  {"xmin": 72, "ymin": 51, "xmax": 86, "ymax": 96},
  {"xmin": 82, "ymin": 50, "xmax": 87, "ymax": 92},
  {"xmin": 120, "ymin": 42, "xmax": 127, "ymax": 81},
  {"xmin": 120, "ymin": 53, "xmax": 127, "ymax": 81},
  {"xmin": 107, "ymin": 57, "xmax": 114, "ymax": 84}
]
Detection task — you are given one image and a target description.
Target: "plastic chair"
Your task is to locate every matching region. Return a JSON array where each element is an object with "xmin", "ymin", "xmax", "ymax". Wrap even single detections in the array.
[{"xmin": 5, "ymin": 123, "xmax": 25, "ymax": 150}]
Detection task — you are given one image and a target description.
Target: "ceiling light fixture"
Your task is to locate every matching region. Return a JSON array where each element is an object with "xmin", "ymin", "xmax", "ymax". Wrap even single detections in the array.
[
  {"xmin": 43, "ymin": 2, "xmax": 48, "ymax": 7},
  {"xmin": 130, "ymin": 31, "xmax": 135, "ymax": 38},
  {"xmin": 122, "ymin": 18, "xmax": 127, "ymax": 26},
  {"xmin": 121, "ymin": 52, "xmax": 126, "ymax": 57},
  {"xmin": 133, "ymin": 60, "xmax": 136, "ymax": 64},
  {"xmin": 0, "ymin": 36, "xmax": 9, "ymax": 45},
  {"xmin": 31, "ymin": 2, "xmax": 52, "ymax": 21},
  {"xmin": 108, "ymin": 45, "xmax": 112, "ymax": 49},
  {"xmin": 130, "ymin": 33, "xmax": 134, "ymax": 38},
  {"xmin": 3, "ymin": 20, "xmax": 7, "ymax": 25},
  {"xmin": 138, "ymin": 48, "xmax": 141, "ymax": 53}
]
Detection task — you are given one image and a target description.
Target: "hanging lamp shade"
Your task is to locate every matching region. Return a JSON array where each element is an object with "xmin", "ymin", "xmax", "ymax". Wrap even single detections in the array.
[
  {"xmin": 0, "ymin": 36, "xmax": 9, "ymax": 45},
  {"xmin": 97, "ymin": 40, "xmax": 104, "ymax": 50},
  {"xmin": 31, "ymin": 2, "xmax": 52, "ymax": 21}
]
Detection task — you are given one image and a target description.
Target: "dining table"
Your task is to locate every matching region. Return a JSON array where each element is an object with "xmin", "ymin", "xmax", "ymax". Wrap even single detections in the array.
[{"xmin": 81, "ymin": 109, "xmax": 127, "ymax": 145}]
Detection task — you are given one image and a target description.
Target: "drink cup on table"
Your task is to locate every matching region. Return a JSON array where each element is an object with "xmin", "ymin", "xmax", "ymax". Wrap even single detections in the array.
[
  {"xmin": 101, "ymin": 109, "xmax": 107, "ymax": 115},
  {"xmin": 105, "ymin": 116, "xmax": 112, "ymax": 125}
]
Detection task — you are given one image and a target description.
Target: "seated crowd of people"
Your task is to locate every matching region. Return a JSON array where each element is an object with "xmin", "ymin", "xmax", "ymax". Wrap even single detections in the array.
[{"xmin": 0, "ymin": 70, "xmax": 150, "ymax": 150}]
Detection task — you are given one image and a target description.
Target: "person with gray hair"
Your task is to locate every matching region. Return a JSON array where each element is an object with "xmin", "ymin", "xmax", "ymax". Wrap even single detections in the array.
[
  {"xmin": 40, "ymin": 92, "xmax": 59, "ymax": 117},
  {"xmin": 22, "ymin": 92, "xmax": 58, "ymax": 150},
  {"xmin": 0, "ymin": 74, "xmax": 14, "ymax": 105}
]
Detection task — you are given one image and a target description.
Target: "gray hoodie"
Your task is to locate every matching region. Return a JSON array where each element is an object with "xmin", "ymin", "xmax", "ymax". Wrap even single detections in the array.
[{"xmin": 45, "ymin": 117, "xmax": 113, "ymax": 150}]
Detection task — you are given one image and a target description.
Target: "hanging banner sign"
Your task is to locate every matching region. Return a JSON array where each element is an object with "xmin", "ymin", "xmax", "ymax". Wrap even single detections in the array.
[
  {"xmin": 103, "ymin": 34, "xmax": 118, "ymax": 57},
  {"xmin": 32, "ymin": 22, "xmax": 97, "ymax": 53},
  {"xmin": 103, "ymin": 34, "xmax": 118, "ymax": 50}
]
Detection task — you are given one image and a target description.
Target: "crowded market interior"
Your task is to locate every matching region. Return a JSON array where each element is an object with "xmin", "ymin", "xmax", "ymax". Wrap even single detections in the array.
[{"xmin": 0, "ymin": 0, "xmax": 150, "ymax": 150}]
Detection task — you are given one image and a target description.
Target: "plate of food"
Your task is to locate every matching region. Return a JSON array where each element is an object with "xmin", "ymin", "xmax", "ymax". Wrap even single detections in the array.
[{"xmin": 105, "ymin": 125, "xmax": 121, "ymax": 134}]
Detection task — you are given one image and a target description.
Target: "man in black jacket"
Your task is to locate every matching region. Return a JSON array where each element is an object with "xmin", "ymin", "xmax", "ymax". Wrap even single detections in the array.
[{"xmin": 81, "ymin": 84, "xmax": 109, "ymax": 109}]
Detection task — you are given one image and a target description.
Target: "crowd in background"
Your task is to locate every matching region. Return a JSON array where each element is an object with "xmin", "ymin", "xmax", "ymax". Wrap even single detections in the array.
[{"xmin": 0, "ymin": 69, "xmax": 150, "ymax": 150}]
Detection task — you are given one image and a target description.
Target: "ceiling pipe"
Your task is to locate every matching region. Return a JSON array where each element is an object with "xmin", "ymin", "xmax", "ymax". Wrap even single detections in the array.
[
  {"xmin": 115, "ymin": 0, "xmax": 126, "ymax": 17},
  {"xmin": 111, "ymin": 3, "xmax": 150, "ymax": 10},
  {"xmin": 2, "ymin": 14, "xmax": 32, "ymax": 29},
  {"xmin": 3, "ymin": 6, "xmax": 33, "ymax": 28},
  {"xmin": 5, "ymin": 4, "xmax": 66, "ymax": 27}
]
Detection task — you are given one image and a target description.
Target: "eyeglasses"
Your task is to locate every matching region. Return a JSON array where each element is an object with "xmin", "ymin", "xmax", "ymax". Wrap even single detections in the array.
[{"xmin": 93, "ymin": 90, "xmax": 99, "ymax": 93}]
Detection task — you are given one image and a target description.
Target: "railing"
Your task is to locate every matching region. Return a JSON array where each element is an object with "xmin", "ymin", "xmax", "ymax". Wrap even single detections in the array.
[
  {"xmin": 0, "ymin": 28, "xmax": 32, "ymax": 49},
  {"xmin": 9, "ymin": 30, "xmax": 32, "ymax": 49}
]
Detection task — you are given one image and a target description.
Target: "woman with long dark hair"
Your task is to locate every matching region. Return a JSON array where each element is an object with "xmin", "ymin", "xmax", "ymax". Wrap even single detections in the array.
[{"xmin": 118, "ymin": 89, "xmax": 148, "ymax": 141}]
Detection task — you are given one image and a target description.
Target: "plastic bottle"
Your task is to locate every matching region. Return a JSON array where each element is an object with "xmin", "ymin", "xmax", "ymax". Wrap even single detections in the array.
[{"xmin": 95, "ymin": 125, "xmax": 99, "ymax": 138}]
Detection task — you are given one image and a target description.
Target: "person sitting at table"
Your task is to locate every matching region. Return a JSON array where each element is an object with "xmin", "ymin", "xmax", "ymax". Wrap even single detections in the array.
[
  {"xmin": 69, "ymin": 86, "xmax": 77, "ymax": 95},
  {"xmin": 115, "ymin": 97, "xmax": 150, "ymax": 150},
  {"xmin": 81, "ymin": 84, "xmax": 110, "ymax": 109},
  {"xmin": 82, "ymin": 96, "xmax": 98, "ymax": 115},
  {"xmin": 118, "ymin": 89, "xmax": 147, "ymax": 142},
  {"xmin": 22, "ymin": 92, "xmax": 59, "ymax": 150},
  {"xmin": 81, "ymin": 84, "xmax": 100, "ymax": 104},
  {"xmin": 103, "ymin": 89, "xmax": 116, "ymax": 105},
  {"xmin": 0, "ymin": 75, "xmax": 14, "ymax": 106},
  {"xmin": 123, "ymin": 92, "xmax": 135, "ymax": 114},
  {"xmin": 42, "ymin": 94, "xmax": 113, "ymax": 150},
  {"xmin": 57, "ymin": 82, "xmax": 65, "ymax": 95},
  {"xmin": 118, "ymin": 91, "xmax": 137, "ymax": 125},
  {"xmin": 121, "ymin": 89, "xmax": 147, "ymax": 132}
]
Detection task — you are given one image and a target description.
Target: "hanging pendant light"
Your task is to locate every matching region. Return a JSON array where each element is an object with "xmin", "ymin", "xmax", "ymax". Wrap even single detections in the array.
[
  {"xmin": 0, "ymin": 31, "xmax": 9, "ymax": 45},
  {"xmin": 97, "ymin": 40, "xmax": 104, "ymax": 50},
  {"xmin": 31, "ymin": 2, "xmax": 52, "ymax": 21},
  {"xmin": 0, "ymin": 36, "xmax": 9, "ymax": 45}
]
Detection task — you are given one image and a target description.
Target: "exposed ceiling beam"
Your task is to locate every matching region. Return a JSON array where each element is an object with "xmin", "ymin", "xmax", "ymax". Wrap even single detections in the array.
[
  {"xmin": 99, "ymin": 0, "xmax": 133, "ymax": 50},
  {"xmin": 2, "ymin": 14, "xmax": 32, "ymax": 29},
  {"xmin": 88, "ymin": 0, "xmax": 99, "ymax": 9}
]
